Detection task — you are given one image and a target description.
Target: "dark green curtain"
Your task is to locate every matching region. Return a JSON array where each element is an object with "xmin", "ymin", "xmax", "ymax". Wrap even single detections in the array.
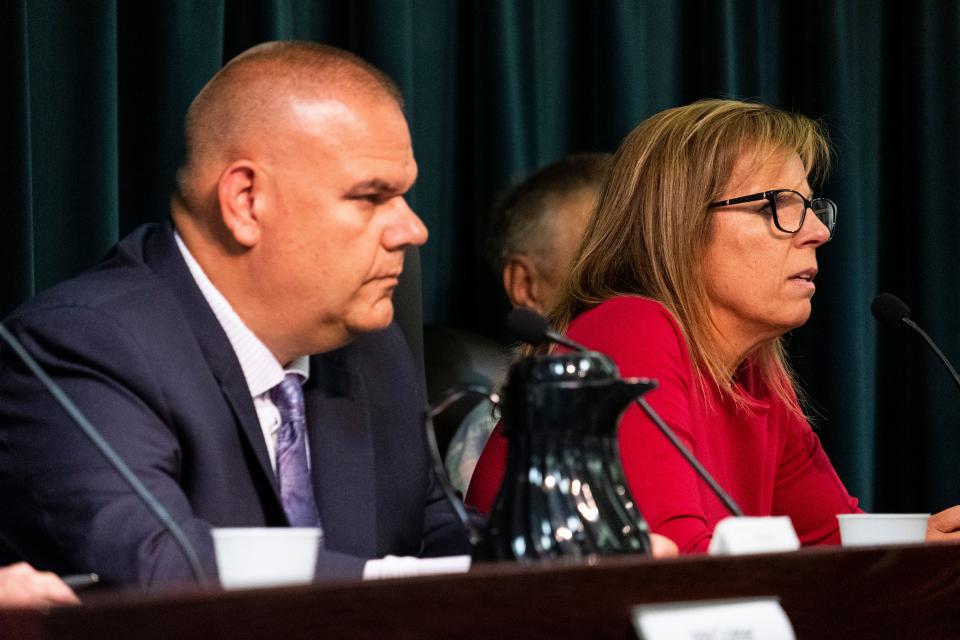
[{"xmin": 3, "ymin": 0, "xmax": 960, "ymax": 513}]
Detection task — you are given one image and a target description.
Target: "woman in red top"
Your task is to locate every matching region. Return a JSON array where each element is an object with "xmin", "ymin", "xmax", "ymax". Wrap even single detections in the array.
[{"xmin": 467, "ymin": 99, "xmax": 960, "ymax": 552}]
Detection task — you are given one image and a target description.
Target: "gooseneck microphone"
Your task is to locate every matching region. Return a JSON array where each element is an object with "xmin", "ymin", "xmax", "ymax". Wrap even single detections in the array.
[
  {"xmin": 0, "ymin": 323, "xmax": 210, "ymax": 586},
  {"xmin": 506, "ymin": 308, "xmax": 744, "ymax": 517},
  {"xmin": 871, "ymin": 293, "xmax": 960, "ymax": 393}
]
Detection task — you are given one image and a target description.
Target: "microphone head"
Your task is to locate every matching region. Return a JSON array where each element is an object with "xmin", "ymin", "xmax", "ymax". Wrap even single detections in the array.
[
  {"xmin": 871, "ymin": 293, "xmax": 912, "ymax": 328},
  {"xmin": 506, "ymin": 308, "xmax": 551, "ymax": 345}
]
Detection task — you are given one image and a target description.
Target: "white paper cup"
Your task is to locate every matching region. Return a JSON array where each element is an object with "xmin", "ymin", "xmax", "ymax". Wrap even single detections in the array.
[
  {"xmin": 211, "ymin": 527, "xmax": 320, "ymax": 589},
  {"xmin": 836, "ymin": 513, "xmax": 929, "ymax": 547}
]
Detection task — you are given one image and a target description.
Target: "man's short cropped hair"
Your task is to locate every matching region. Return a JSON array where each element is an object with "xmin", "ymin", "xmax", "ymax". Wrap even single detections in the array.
[
  {"xmin": 175, "ymin": 40, "xmax": 403, "ymax": 209},
  {"xmin": 488, "ymin": 152, "xmax": 612, "ymax": 272}
]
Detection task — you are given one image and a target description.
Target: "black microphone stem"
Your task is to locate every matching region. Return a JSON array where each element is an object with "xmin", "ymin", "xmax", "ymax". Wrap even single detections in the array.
[
  {"xmin": 423, "ymin": 386, "xmax": 492, "ymax": 547},
  {"xmin": 0, "ymin": 324, "xmax": 210, "ymax": 587},
  {"xmin": 634, "ymin": 397, "xmax": 744, "ymax": 517},
  {"xmin": 544, "ymin": 330, "xmax": 588, "ymax": 353},
  {"xmin": 903, "ymin": 317, "xmax": 960, "ymax": 392}
]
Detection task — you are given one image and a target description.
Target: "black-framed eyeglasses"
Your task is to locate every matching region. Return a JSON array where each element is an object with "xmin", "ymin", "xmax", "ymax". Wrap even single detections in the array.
[{"xmin": 707, "ymin": 189, "xmax": 837, "ymax": 240}]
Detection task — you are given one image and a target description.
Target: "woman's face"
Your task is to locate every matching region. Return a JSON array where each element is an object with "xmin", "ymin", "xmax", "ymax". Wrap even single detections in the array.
[{"xmin": 700, "ymin": 147, "xmax": 831, "ymax": 361}]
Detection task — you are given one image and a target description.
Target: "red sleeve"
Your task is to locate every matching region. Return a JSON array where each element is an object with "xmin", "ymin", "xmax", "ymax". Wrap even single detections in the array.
[
  {"xmin": 772, "ymin": 408, "xmax": 862, "ymax": 545},
  {"xmin": 465, "ymin": 421, "xmax": 508, "ymax": 515},
  {"xmin": 568, "ymin": 297, "xmax": 715, "ymax": 553}
]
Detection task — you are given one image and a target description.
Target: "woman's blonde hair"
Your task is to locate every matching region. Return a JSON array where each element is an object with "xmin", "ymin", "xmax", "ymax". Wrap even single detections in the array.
[{"xmin": 548, "ymin": 99, "xmax": 831, "ymax": 412}]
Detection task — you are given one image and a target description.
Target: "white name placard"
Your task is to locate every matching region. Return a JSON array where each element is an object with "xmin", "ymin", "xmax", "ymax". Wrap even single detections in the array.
[
  {"xmin": 708, "ymin": 516, "xmax": 800, "ymax": 556},
  {"xmin": 632, "ymin": 598, "xmax": 795, "ymax": 640}
]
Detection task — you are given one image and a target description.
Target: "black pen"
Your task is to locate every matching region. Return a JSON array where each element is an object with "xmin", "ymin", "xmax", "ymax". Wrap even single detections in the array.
[{"xmin": 61, "ymin": 573, "xmax": 99, "ymax": 590}]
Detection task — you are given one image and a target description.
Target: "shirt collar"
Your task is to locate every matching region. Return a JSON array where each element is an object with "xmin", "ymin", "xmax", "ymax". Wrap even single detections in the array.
[{"xmin": 174, "ymin": 231, "xmax": 310, "ymax": 398}]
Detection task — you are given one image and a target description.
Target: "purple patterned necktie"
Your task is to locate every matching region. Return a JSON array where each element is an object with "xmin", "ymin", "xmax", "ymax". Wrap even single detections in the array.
[{"xmin": 270, "ymin": 373, "xmax": 322, "ymax": 530}]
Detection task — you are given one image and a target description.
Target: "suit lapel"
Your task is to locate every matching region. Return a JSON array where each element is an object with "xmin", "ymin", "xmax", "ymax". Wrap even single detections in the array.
[
  {"xmin": 143, "ymin": 222, "xmax": 282, "ymax": 502},
  {"xmin": 305, "ymin": 351, "xmax": 377, "ymax": 556}
]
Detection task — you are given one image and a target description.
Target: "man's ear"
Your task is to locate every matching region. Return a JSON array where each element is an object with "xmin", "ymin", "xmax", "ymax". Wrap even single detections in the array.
[
  {"xmin": 502, "ymin": 255, "xmax": 544, "ymax": 313},
  {"xmin": 217, "ymin": 160, "xmax": 261, "ymax": 248}
]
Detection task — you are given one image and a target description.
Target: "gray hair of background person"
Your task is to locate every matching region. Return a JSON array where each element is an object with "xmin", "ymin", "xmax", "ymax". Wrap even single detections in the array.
[{"xmin": 487, "ymin": 152, "xmax": 612, "ymax": 278}]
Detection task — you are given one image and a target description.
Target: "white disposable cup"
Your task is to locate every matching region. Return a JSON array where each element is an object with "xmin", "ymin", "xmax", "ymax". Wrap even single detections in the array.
[
  {"xmin": 211, "ymin": 527, "xmax": 320, "ymax": 589},
  {"xmin": 836, "ymin": 513, "xmax": 929, "ymax": 547}
]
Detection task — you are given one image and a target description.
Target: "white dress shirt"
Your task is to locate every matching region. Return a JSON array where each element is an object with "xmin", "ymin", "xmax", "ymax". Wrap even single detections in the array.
[{"xmin": 174, "ymin": 231, "xmax": 309, "ymax": 473}]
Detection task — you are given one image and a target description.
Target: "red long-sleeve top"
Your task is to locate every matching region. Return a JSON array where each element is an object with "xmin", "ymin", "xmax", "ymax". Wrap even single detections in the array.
[{"xmin": 466, "ymin": 296, "xmax": 860, "ymax": 552}]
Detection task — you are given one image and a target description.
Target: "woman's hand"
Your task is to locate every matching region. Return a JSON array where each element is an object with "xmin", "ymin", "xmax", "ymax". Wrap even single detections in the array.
[
  {"xmin": 651, "ymin": 533, "xmax": 679, "ymax": 557},
  {"xmin": 0, "ymin": 563, "xmax": 79, "ymax": 608},
  {"xmin": 926, "ymin": 506, "xmax": 960, "ymax": 542}
]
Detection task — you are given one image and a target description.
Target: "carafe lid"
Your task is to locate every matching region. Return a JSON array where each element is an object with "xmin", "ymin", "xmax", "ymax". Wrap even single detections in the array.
[{"xmin": 506, "ymin": 351, "xmax": 619, "ymax": 385}]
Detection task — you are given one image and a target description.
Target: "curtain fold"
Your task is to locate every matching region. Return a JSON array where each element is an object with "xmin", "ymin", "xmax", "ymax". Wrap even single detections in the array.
[
  {"xmin": 3, "ymin": 1, "xmax": 35, "ymax": 306},
  {"xmin": 21, "ymin": 2, "xmax": 119, "ymax": 289},
  {"xmin": 5, "ymin": 0, "xmax": 960, "ymax": 512}
]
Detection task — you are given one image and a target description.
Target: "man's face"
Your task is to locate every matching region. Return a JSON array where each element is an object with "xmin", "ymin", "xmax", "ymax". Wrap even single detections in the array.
[
  {"xmin": 254, "ymin": 95, "xmax": 427, "ymax": 359},
  {"xmin": 537, "ymin": 187, "xmax": 597, "ymax": 303}
]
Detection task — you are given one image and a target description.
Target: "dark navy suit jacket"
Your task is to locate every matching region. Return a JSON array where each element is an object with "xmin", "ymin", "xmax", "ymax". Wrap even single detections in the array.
[{"xmin": 0, "ymin": 222, "xmax": 468, "ymax": 588}]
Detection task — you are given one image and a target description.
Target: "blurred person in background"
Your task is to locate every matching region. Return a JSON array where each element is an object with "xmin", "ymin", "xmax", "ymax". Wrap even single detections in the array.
[{"xmin": 444, "ymin": 153, "xmax": 611, "ymax": 494}]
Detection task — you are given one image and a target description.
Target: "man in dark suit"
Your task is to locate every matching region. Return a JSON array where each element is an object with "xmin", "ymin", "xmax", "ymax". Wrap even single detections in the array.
[{"xmin": 0, "ymin": 41, "xmax": 469, "ymax": 588}]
